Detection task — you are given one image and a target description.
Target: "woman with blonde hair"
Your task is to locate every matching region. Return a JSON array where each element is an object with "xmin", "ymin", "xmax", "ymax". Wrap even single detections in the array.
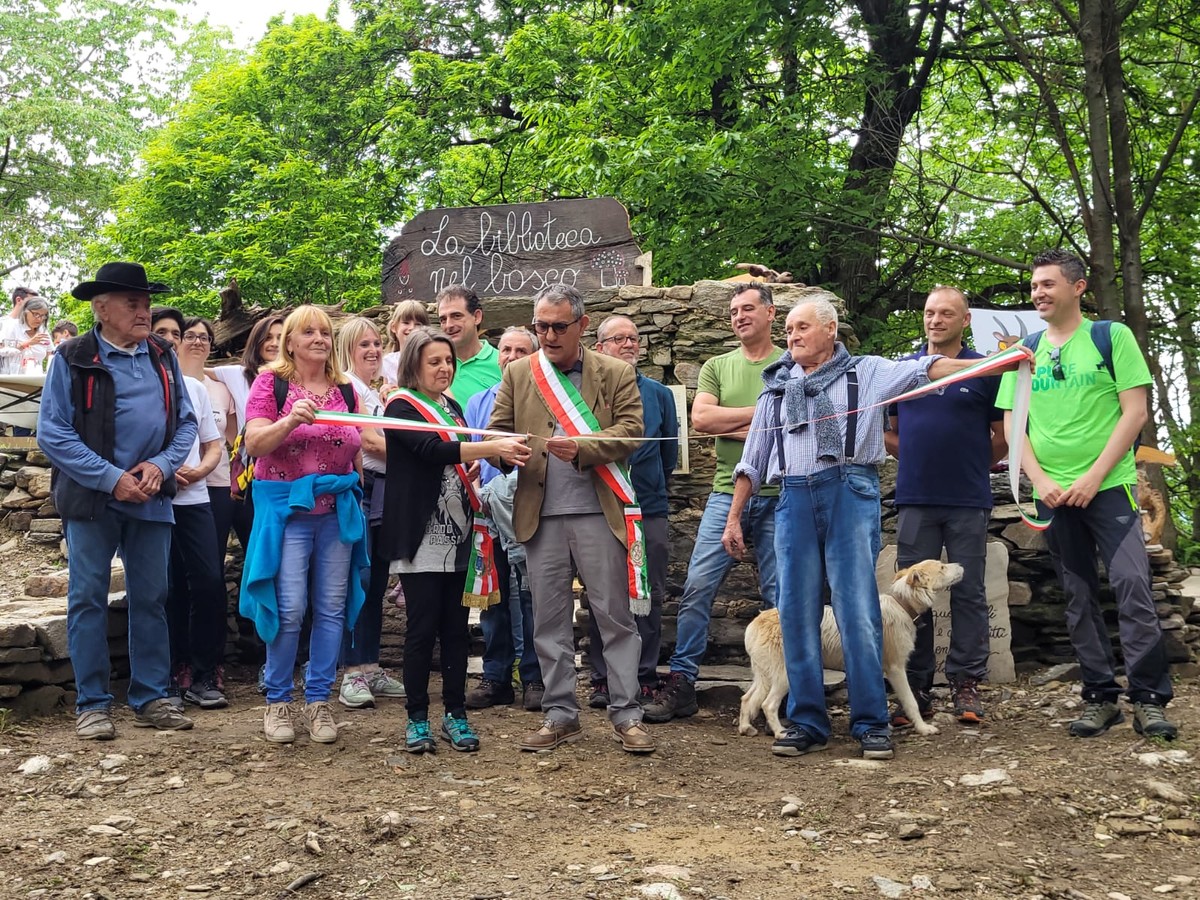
[
  {"xmin": 380, "ymin": 300, "xmax": 430, "ymax": 385},
  {"xmin": 239, "ymin": 305, "xmax": 368, "ymax": 745},
  {"xmin": 333, "ymin": 317, "xmax": 404, "ymax": 708}
]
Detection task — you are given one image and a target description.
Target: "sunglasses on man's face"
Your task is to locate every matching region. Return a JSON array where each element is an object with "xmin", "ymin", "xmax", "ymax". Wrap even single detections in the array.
[
  {"xmin": 1049, "ymin": 346, "xmax": 1065, "ymax": 381},
  {"xmin": 531, "ymin": 317, "xmax": 581, "ymax": 336}
]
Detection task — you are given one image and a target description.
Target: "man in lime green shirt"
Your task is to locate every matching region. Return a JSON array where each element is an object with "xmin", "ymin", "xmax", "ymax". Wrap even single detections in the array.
[
  {"xmin": 438, "ymin": 286, "xmax": 501, "ymax": 405},
  {"xmin": 996, "ymin": 248, "xmax": 1175, "ymax": 741},
  {"xmin": 644, "ymin": 282, "xmax": 785, "ymax": 724}
]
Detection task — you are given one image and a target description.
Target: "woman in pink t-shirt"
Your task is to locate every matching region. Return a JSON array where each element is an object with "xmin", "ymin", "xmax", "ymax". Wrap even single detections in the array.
[{"xmin": 243, "ymin": 306, "xmax": 363, "ymax": 746}]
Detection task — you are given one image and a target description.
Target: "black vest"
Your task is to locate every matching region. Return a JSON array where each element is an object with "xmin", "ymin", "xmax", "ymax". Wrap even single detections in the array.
[{"xmin": 50, "ymin": 330, "xmax": 183, "ymax": 520}]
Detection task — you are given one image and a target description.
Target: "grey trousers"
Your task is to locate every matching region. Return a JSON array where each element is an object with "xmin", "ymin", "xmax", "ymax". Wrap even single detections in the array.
[
  {"xmin": 524, "ymin": 514, "xmax": 642, "ymax": 727},
  {"xmin": 896, "ymin": 505, "xmax": 991, "ymax": 690},
  {"xmin": 1037, "ymin": 486, "xmax": 1172, "ymax": 705},
  {"xmin": 589, "ymin": 515, "xmax": 668, "ymax": 686}
]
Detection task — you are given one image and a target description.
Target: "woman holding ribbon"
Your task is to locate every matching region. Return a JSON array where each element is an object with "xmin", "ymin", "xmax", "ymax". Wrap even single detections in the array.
[{"xmin": 378, "ymin": 327, "xmax": 530, "ymax": 753}]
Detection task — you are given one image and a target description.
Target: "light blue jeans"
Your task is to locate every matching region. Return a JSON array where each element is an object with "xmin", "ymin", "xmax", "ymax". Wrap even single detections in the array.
[
  {"xmin": 776, "ymin": 466, "xmax": 889, "ymax": 742},
  {"xmin": 65, "ymin": 511, "xmax": 173, "ymax": 714},
  {"xmin": 668, "ymin": 491, "xmax": 777, "ymax": 680},
  {"xmin": 264, "ymin": 512, "xmax": 353, "ymax": 704}
]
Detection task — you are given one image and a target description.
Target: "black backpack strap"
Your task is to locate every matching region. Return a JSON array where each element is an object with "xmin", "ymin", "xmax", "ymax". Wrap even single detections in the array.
[
  {"xmin": 844, "ymin": 368, "xmax": 859, "ymax": 460},
  {"xmin": 338, "ymin": 382, "xmax": 358, "ymax": 413},
  {"xmin": 273, "ymin": 373, "xmax": 289, "ymax": 413},
  {"xmin": 772, "ymin": 393, "xmax": 786, "ymax": 475},
  {"xmin": 1090, "ymin": 320, "xmax": 1116, "ymax": 380},
  {"xmin": 1021, "ymin": 330, "xmax": 1044, "ymax": 354},
  {"xmin": 271, "ymin": 375, "xmax": 357, "ymax": 415}
]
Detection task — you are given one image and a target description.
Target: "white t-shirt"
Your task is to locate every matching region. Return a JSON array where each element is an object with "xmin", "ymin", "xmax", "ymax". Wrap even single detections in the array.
[
  {"xmin": 175, "ymin": 375, "xmax": 221, "ymax": 507},
  {"xmin": 381, "ymin": 351, "xmax": 401, "ymax": 386},
  {"xmin": 204, "ymin": 377, "xmax": 235, "ymax": 488},
  {"xmin": 1, "ymin": 317, "xmax": 50, "ymax": 368},
  {"xmin": 210, "ymin": 364, "xmax": 253, "ymax": 430},
  {"xmin": 347, "ymin": 371, "xmax": 386, "ymax": 474}
]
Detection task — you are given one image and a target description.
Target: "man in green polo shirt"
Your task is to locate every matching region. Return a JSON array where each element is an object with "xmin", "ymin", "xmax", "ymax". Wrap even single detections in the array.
[
  {"xmin": 997, "ymin": 248, "xmax": 1176, "ymax": 741},
  {"xmin": 438, "ymin": 286, "xmax": 501, "ymax": 405}
]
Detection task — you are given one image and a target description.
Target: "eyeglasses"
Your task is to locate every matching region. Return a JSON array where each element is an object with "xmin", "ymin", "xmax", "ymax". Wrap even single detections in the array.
[
  {"xmin": 531, "ymin": 317, "xmax": 582, "ymax": 336},
  {"xmin": 182, "ymin": 333, "xmax": 211, "ymax": 345},
  {"xmin": 600, "ymin": 335, "xmax": 639, "ymax": 346},
  {"xmin": 1049, "ymin": 346, "xmax": 1064, "ymax": 381}
]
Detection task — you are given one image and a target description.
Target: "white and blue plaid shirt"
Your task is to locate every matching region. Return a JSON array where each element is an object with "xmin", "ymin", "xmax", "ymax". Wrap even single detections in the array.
[{"xmin": 734, "ymin": 354, "xmax": 939, "ymax": 492}]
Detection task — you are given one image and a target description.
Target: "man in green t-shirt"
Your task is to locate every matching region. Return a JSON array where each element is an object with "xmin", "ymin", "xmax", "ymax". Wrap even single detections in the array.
[
  {"xmin": 996, "ymin": 248, "xmax": 1176, "ymax": 741},
  {"xmin": 644, "ymin": 283, "xmax": 785, "ymax": 723},
  {"xmin": 438, "ymin": 286, "xmax": 501, "ymax": 405}
]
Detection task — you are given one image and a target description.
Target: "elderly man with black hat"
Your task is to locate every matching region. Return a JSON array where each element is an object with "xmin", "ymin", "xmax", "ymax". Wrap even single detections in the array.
[{"xmin": 37, "ymin": 262, "xmax": 199, "ymax": 740}]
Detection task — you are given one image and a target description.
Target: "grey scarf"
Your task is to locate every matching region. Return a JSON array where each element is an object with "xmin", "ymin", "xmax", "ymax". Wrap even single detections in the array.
[{"xmin": 782, "ymin": 343, "xmax": 857, "ymax": 461}]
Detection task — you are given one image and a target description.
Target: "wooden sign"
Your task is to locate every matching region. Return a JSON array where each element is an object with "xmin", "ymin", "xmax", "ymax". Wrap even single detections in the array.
[{"xmin": 382, "ymin": 198, "xmax": 643, "ymax": 301}]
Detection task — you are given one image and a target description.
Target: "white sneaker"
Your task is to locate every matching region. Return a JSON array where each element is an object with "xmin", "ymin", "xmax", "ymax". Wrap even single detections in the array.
[
  {"xmin": 367, "ymin": 669, "xmax": 405, "ymax": 699},
  {"xmin": 338, "ymin": 671, "xmax": 375, "ymax": 708},
  {"xmin": 264, "ymin": 703, "xmax": 295, "ymax": 743}
]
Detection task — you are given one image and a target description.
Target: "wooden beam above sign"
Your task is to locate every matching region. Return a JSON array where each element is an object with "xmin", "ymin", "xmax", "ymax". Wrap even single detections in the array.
[{"xmin": 382, "ymin": 198, "xmax": 643, "ymax": 302}]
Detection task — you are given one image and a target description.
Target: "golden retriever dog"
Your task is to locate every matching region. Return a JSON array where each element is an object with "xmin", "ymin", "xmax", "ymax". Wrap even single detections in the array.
[{"xmin": 737, "ymin": 559, "xmax": 964, "ymax": 738}]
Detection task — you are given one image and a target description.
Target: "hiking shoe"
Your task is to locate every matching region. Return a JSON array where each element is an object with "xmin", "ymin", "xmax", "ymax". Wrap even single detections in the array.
[
  {"xmin": 302, "ymin": 701, "xmax": 338, "ymax": 744},
  {"xmin": 367, "ymin": 669, "xmax": 405, "ymax": 699},
  {"xmin": 165, "ymin": 682, "xmax": 185, "ymax": 710},
  {"xmin": 771, "ymin": 726, "xmax": 828, "ymax": 757},
  {"xmin": 264, "ymin": 703, "xmax": 296, "ymax": 743},
  {"xmin": 613, "ymin": 720, "xmax": 656, "ymax": 754},
  {"xmin": 441, "ymin": 714, "xmax": 481, "ymax": 752},
  {"xmin": 1069, "ymin": 701, "xmax": 1124, "ymax": 738},
  {"xmin": 520, "ymin": 718, "xmax": 582, "ymax": 751},
  {"xmin": 76, "ymin": 709, "xmax": 115, "ymax": 741},
  {"xmin": 405, "ymin": 719, "xmax": 436, "ymax": 754},
  {"xmin": 256, "ymin": 663, "xmax": 268, "ymax": 695},
  {"xmin": 951, "ymin": 678, "xmax": 984, "ymax": 723},
  {"xmin": 338, "ymin": 671, "xmax": 376, "ymax": 709},
  {"xmin": 522, "ymin": 682, "xmax": 545, "ymax": 712},
  {"xmin": 637, "ymin": 684, "xmax": 656, "ymax": 707},
  {"xmin": 860, "ymin": 730, "xmax": 895, "ymax": 760},
  {"xmin": 1132, "ymin": 703, "xmax": 1178, "ymax": 741},
  {"xmin": 890, "ymin": 689, "xmax": 933, "ymax": 729},
  {"xmin": 642, "ymin": 672, "xmax": 698, "ymax": 723},
  {"xmin": 465, "ymin": 678, "xmax": 514, "ymax": 709},
  {"xmin": 588, "ymin": 680, "xmax": 610, "ymax": 709},
  {"xmin": 184, "ymin": 678, "xmax": 229, "ymax": 710},
  {"xmin": 133, "ymin": 698, "xmax": 194, "ymax": 731}
]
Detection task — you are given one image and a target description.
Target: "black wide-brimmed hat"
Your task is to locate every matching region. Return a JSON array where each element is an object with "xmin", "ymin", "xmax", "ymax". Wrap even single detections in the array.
[{"xmin": 71, "ymin": 262, "xmax": 170, "ymax": 301}]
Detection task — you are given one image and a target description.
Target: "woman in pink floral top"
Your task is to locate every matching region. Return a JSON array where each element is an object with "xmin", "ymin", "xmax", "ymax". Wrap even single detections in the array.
[{"xmin": 242, "ymin": 305, "xmax": 365, "ymax": 746}]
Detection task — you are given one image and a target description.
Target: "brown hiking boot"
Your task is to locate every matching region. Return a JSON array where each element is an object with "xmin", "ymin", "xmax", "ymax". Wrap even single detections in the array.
[
  {"xmin": 613, "ymin": 720, "xmax": 656, "ymax": 754},
  {"xmin": 520, "ymin": 718, "xmax": 582, "ymax": 752},
  {"xmin": 465, "ymin": 678, "xmax": 515, "ymax": 709},
  {"xmin": 951, "ymin": 678, "xmax": 985, "ymax": 724},
  {"xmin": 642, "ymin": 672, "xmax": 698, "ymax": 723}
]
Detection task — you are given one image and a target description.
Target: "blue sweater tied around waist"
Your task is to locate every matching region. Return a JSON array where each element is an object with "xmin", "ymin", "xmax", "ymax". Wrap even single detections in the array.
[{"xmin": 239, "ymin": 473, "xmax": 368, "ymax": 644}]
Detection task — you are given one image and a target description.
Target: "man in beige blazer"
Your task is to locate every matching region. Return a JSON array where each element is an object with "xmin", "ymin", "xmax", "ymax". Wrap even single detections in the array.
[{"xmin": 488, "ymin": 283, "xmax": 654, "ymax": 753}]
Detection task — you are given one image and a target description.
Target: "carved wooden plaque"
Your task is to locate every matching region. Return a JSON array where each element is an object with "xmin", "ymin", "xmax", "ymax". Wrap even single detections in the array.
[{"xmin": 382, "ymin": 198, "xmax": 642, "ymax": 301}]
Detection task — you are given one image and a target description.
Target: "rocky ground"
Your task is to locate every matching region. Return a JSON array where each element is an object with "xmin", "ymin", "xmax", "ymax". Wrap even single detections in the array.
[{"xmin": 0, "ymin": 672, "xmax": 1197, "ymax": 900}]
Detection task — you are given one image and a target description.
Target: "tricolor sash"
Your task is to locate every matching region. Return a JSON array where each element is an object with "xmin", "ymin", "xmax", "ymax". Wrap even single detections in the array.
[
  {"xmin": 392, "ymin": 389, "xmax": 501, "ymax": 609},
  {"xmin": 529, "ymin": 351, "xmax": 652, "ymax": 615}
]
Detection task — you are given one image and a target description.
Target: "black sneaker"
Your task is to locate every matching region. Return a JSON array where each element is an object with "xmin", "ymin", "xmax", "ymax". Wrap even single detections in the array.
[
  {"xmin": 588, "ymin": 680, "xmax": 610, "ymax": 709},
  {"xmin": 860, "ymin": 730, "xmax": 895, "ymax": 760},
  {"xmin": 1132, "ymin": 702, "xmax": 1178, "ymax": 741},
  {"xmin": 771, "ymin": 726, "xmax": 828, "ymax": 757},
  {"xmin": 642, "ymin": 672, "xmax": 698, "ymax": 723},
  {"xmin": 184, "ymin": 678, "xmax": 229, "ymax": 710},
  {"xmin": 465, "ymin": 678, "xmax": 515, "ymax": 709}
]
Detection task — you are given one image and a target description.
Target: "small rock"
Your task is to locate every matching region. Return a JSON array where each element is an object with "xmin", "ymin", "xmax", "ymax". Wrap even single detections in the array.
[
  {"xmin": 588, "ymin": 865, "xmax": 609, "ymax": 875},
  {"xmin": 1137, "ymin": 750, "xmax": 1193, "ymax": 768},
  {"xmin": 42, "ymin": 851, "xmax": 67, "ymax": 865},
  {"xmin": 166, "ymin": 775, "xmax": 185, "ymax": 788},
  {"xmin": 872, "ymin": 875, "xmax": 910, "ymax": 898},
  {"xmin": 897, "ymin": 823, "xmax": 924, "ymax": 841},
  {"xmin": 183, "ymin": 886, "xmax": 213, "ymax": 893},
  {"xmin": 1162, "ymin": 819, "xmax": 1200, "ymax": 836},
  {"xmin": 833, "ymin": 758, "xmax": 885, "ymax": 770},
  {"xmin": 17, "ymin": 755, "xmax": 52, "ymax": 775},
  {"xmin": 98, "ymin": 754, "xmax": 128, "ymax": 772},
  {"xmin": 304, "ymin": 831, "xmax": 322, "ymax": 855},
  {"xmin": 202, "ymin": 771, "xmax": 234, "ymax": 785},
  {"xmin": 101, "ymin": 816, "xmax": 135, "ymax": 830},
  {"xmin": 937, "ymin": 875, "xmax": 964, "ymax": 891},
  {"xmin": 1107, "ymin": 820, "xmax": 1157, "ymax": 836},
  {"xmin": 1030, "ymin": 662, "xmax": 1081, "ymax": 685},
  {"xmin": 1107, "ymin": 893, "xmax": 1133, "ymax": 900},
  {"xmin": 640, "ymin": 885, "xmax": 684, "ymax": 900},
  {"xmin": 1145, "ymin": 780, "xmax": 1188, "ymax": 803},
  {"xmin": 911, "ymin": 875, "xmax": 933, "ymax": 890},
  {"xmin": 268, "ymin": 861, "xmax": 293, "ymax": 875},
  {"xmin": 781, "ymin": 803, "xmax": 801, "ymax": 818},
  {"xmin": 1152, "ymin": 886, "xmax": 1176, "ymax": 894},
  {"xmin": 1170, "ymin": 876, "xmax": 1195, "ymax": 886},
  {"xmin": 86, "ymin": 825, "xmax": 123, "ymax": 836},
  {"xmin": 799, "ymin": 829, "xmax": 822, "ymax": 841},
  {"xmin": 957, "ymin": 769, "xmax": 1010, "ymax": 787},
  {"xmin": 83, "ymin": 856, "xmax": 113, "ymax": 866},
  {"xmin": 643, "ymin": 866, "xmax": 691, "ymax": 881}
]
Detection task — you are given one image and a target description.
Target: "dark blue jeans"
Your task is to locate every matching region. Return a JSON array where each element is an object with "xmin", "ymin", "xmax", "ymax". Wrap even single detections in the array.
[
  {"xmin": 480, "ymin": 549, "xmax": 540, "ymax": 685},
  {"xmin": 776, "ymin": 466, "xmax": 889, "ymax": 742},
  {"xmin": 65, "ymin": 510, "xmax": 173, "ymax": 713}
]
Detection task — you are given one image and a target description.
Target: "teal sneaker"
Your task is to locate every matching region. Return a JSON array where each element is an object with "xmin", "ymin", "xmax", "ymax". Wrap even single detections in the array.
[
  {"xmin": 405, "ymin": 719, "xmax": 436, "ymax": 754},
  {"xmin": 1068, "ymin": 701, "xmax": 1124, "ymax": 737},
  {"xmin": 441, "ymin": 714, "xmax": 481, "ymax": 752},
  {"xmin": 1132, "ymin": 703, "xmax": 1178, "ymax": 741}
]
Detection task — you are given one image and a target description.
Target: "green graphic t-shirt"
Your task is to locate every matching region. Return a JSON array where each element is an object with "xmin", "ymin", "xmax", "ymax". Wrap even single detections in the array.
[
  {"xmin": 996, "ymin": 320, "xmax": 1149, "ymax": 497},
  {"xmin": 696, "ymin": 346, "xmax": 786, "ymax": 495}
]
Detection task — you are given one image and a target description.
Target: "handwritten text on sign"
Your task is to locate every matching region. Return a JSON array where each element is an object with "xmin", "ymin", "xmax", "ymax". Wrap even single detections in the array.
[{"xmin": 382, "ymin": 198, "xmax": 643, "ymax": 300}]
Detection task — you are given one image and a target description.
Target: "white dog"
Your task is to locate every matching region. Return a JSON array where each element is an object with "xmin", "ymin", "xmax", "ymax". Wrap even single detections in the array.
[{"xmin": 737, "ymin": 559, "xmax": 964, "ymax": 738}]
